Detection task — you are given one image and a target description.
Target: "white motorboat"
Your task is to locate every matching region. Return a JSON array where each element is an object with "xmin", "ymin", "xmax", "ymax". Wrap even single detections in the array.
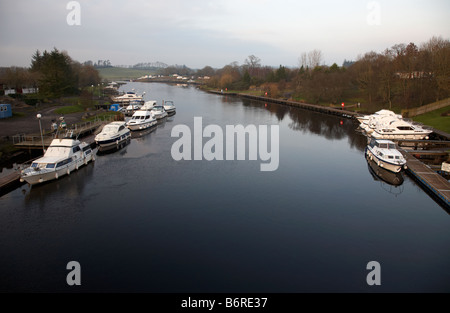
[
  {"xmin": 163, "ymin": 100, "xmax": 176, "ymax": 114},
  {"xmin": 358, "ymin": 110, "xmax": 402, "ymax": 134},
  {"xmin": 371, "ymin": 118, "xmax": 432, "ymax": 140},
  {"xmin": 124, "ymin": 100, "xmax": 143, "ymax": 115},
  {"xmin": 151, "ymin": 104, "xmax": 168, "ymax": 120},
  {"xmin": 113, "ymin": 91, "xmax": 145, "ymax": 104},
  {"xmin": 126, "ymin": 109, "xmax": 157, "ymax": 131},
  {"xmin": 142, "ymin": 100, "xmax": 157, "ymax": 110},
  {"xmin": 365, "ymin": 138, "xmax": 407, "ymax": 173},
  {"xmin": 20, "ymin": 139, "xmax": 94, "ymax": 185},
  {"xmin": 95, "ymin": 121, "xmax": 131, "ymax": 147}
]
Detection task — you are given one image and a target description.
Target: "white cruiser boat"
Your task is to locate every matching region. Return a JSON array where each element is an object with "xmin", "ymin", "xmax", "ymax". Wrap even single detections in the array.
[
  {"xmin": 142, "ymin": 100, "xmax": 156, "ymax": 110},
  {"xmin": 163, "ymin": 100, "xmax": 176, "ymax": 114},
  {"xmin": 20, "ymin": 139, "xmax": 94, "ymax": 185},
  {"xmin": 113, "ymin": 91, "xmax": 145, "ymax": 104},
  {"xmin": 95, "ymin": 121, "xmax": 131, "ymax": 147},
  {"xmin": 365, "ymin": 138, "xmax": 407, "ymax": 173},
  {"xmin": 126, "ymin": 109, "xmax": 157, "ymax": 131},
  {"xmin": 358, "ymin": 110, "xmax": 402, "ymax": 134},
  {"xmin": 151, "ymin": 104, "xmax": 168, "ymax": 120},
  {"xmin": 124, "ymin": 100, "xmax": 143, "ymax": 115},
  {"xmin": 371, "ymin": 118, "xmax": 432, "ymax": 140}
]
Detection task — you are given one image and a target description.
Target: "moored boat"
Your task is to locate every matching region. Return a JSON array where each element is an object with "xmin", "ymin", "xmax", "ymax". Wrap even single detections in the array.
[
  {"xmin": 20, "ymin": 139, "xmax": 94, "ymax": 185},
  {"xmin": 163, "ymin": 100, "xmax": 176, "ymax": 114},
  {"xmin": 365, "ymin": 138, "xmax": 407, "ymax": 173},
  {"xmin": 151, "ymin": 104, "xmax": 168, "ymax": 120},
  {"xmin": 95, "ymin": 121, "xmax": 131, "ymax": 147},
  {"xmin": 126, "ymin": 109, "xmax": 157, "ymax": 131}
]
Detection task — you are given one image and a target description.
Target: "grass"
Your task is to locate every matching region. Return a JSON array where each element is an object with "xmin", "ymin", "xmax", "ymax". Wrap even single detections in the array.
[
  {"xmin": 54, "ymin": 105, "xmax": 85, "ymax": 114},
  {"xmin": 412, "ymin": 106, "xmax": 450, "ymax": 133},
  {"xmin": 83, "ymin": 111, "xmax": 122, "ymax": 122},
  {"xmin": 98, "ymin": 67, "xmax": 155, "ymax": 81}
]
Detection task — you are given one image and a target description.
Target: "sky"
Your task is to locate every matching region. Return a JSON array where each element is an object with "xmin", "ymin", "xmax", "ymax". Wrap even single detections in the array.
[{"xmin": 0, "ymin": 0, "xmax": 449, "ymax": 69}]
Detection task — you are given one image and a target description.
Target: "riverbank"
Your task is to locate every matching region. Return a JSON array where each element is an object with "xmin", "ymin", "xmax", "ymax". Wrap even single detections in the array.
[{"xmin": 0, "ymin": 96, "xmax": 118, "ymax": 167}]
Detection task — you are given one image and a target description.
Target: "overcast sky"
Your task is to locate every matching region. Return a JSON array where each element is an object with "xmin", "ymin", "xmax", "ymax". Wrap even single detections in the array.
[{"xmin": 0, "ymin": 0, "xmax": 449, "ymax": 69}]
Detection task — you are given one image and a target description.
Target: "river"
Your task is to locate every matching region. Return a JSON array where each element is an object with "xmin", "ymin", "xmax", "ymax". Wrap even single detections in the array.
[{"xmin": 0, "ymin": 82, "xmax": 449, "ymax": 292}]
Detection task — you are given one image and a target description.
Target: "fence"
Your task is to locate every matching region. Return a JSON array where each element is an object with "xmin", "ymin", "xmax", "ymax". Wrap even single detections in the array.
[
  {"xmin": 402, "ymin": 98, "xmax": 450, "ymax": 118},
  {"xmin": 11, "ymin": 115, "xmax": 115, "ymax": 145}
]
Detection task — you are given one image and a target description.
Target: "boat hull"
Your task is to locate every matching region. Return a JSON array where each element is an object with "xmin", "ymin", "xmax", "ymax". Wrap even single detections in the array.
[
  {"xmin": 96, "ymin": 132, "xmax": 131, "ymax": 147},
  {"xmin": 21, "ymin": 152, "xmax": 94, "ymax": 185},
  {"xmin": 127, "ymin": 120, "xmax": 157, "ymax": 131},
  {"xmin": 365, "ymin": 148, "xmax": 406, "ymax": 173},
  {"xmin": 371, "ymin": 132, "xmax": 431, "ymax": 140}
]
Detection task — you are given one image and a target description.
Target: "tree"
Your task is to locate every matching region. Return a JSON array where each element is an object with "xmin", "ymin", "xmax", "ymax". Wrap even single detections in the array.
[
  {"xmin": 30, "ymin": 48, "xmax": 78, "ymax": 97},
  {"xmin": 30, "ymin": 48, "xmax": 101, "ymax": 98},
  {"xmin": 308, "ymin": 49, "xmax": 322, "ymax": 68}
]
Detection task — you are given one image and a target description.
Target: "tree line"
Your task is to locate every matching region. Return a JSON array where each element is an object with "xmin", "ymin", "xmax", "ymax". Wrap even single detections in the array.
[
  {"xmin": 1, "ymin": 48, "xmax": 101, "ymax": 99},
  {"xmin": 200, "ymin": 36, "xmax": 450, "ymax": 109}
]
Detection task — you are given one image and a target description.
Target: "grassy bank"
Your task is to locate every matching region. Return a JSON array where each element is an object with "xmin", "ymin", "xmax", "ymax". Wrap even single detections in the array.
[
  {"xmin": 412, "ymin": 106, "xmax": 450, "ymax": 133},
  {"xmin": 98, "ymin": 67, "xmax": 155, "ymax": 80}
]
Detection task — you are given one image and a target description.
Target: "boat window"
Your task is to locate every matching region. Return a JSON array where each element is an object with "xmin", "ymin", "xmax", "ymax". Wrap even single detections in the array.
[
  {"xmin": 119, "ymin": 126, "xmax": 124, "ymax": 131},
  {"xmin": 31, "ymin": 162, "xmax": 38, "ymax": 168},
  {"xmin": 397, "ymin": 126, "xmax": 413, "ymax": 131},
  {"xmin": 388, "ymin": 156, "xmax": 394, "ymax": 159},
  {"xmin": 56, "ymin": 158, "xmax": 73, "ymax": 168},
  {"xmin": 395, "ymin": 156, "xmax": 400, "ymax": 160},
  {"xmin": 46, "ymin": 163, "xmax": 56, "ymax": 169},
  {"xmin": 73, "ymin": 146, "xmax": 81, "ymax": 153},
  {"xmin": 388, "ymin": 143, "xmax": 396, "ymax": 149},
  {"xmin": 379, "ymin": 143, "xmax": 388, "ymax": 149}
]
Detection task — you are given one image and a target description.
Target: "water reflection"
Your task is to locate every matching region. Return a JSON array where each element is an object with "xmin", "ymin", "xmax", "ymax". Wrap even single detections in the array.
[
  {"xmin": 130, "ymin": 126, "xmax": 157, "ymax": 140},
  {"xmin": 97, "ymin": 138, "xmax": 131, "ymax": 155},
  {"xmin": 23, "ymin": 161, "xmax": 95, "ymax": 206},
  {"xmin": 367, "ymin": 157, "xmax": 404, "ymax": 187},
  {"xmin": 238, "ymin": 97, "xmax": 367, "ymax": 151}
]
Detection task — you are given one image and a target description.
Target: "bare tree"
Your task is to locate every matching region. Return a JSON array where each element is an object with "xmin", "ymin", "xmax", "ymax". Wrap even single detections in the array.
[
  {"xmin": 308, "ymin": 50, "xmax": 322, "ymax": 68},
  {"xmin": 298, "ymin": 52, "xmax": 307, "ymax": 69}
]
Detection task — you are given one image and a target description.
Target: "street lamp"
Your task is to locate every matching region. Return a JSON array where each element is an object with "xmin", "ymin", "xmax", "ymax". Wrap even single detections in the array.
[{"xmin": 37, "ymin": 113, "xmax": 45, "ymax": 154}]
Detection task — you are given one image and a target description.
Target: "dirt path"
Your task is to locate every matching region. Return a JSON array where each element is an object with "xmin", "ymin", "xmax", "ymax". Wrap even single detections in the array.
[{"xmin": 0, "ymin": 105, "xmax": 98, "ymax": 138}]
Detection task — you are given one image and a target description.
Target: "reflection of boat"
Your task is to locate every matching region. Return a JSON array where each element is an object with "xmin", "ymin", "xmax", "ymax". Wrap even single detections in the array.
[
  {"xmin": 20, "ymin": 139, "xmax": 94, "ymax": 185},
  {"xmin": 365, "ymin": 138, "xmax": 407, "ymax": 173},
  {"xmin": 126, "ymin": 109, "xmax": 157, "ymax": 131},
  {"xmin": 163, "ymin": 100, "xmax": 176, "ymax": 114},
  {"xmin": 95, "ymin": 121, "xmax": 131, "ymax": 148},
  {"xmin": 97, "ymin": 138, "xmax": 130, "ymax": 155},
  {"xmin": 151, "ymin": 104, "xmax": 168, "ymax": 120},
  {"xmin": 130, "ymin": 125, "xmax": 157, "ymax": 139},
  {"xmin": 367, "ymin": 157, "xmax": 404, "ymax": 186}
]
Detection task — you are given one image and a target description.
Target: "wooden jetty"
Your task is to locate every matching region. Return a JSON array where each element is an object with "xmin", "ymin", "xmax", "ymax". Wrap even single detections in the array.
[
  {"xmin": 207, "ymin": 91, "xmax": 358, "ymax": 119},
  {"xmin": 400, "ymin": 149, "xmax": 450, "ymax": 209},
  {"xmin": 12, "ymin": 118, "xmax": 108, "ymax": 150},
  {"xmin": 0, "ymin": 171, "xmax": 23, "ymax": 196}
]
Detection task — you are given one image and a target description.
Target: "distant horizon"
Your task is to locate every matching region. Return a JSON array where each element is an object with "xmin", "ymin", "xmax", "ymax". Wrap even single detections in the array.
[{"xmin": 1, "ymin": 0, "xmax": 449, "ymax": 69}]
